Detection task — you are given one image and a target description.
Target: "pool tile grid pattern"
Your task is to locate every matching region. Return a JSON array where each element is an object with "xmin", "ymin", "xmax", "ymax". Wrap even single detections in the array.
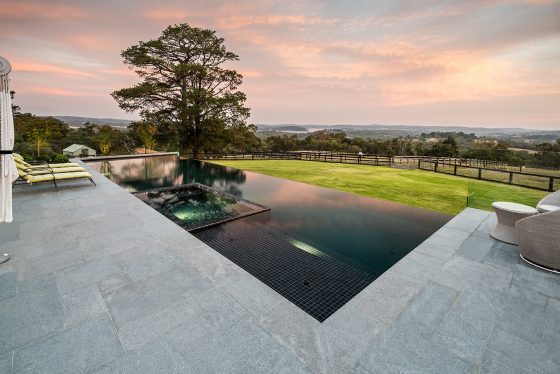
[
  {"xmin": 195, "ymin": 220, "xmax": 375, "ymax": 321},
  {"xmin": 0, "ymin": 159, "xmax": 557, "ymax": 373}
]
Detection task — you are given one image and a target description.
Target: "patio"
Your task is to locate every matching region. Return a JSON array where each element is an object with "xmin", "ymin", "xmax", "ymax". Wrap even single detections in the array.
[{"xmin": 0, "ymin": 161, "xmax": 558, "ymax": 373}]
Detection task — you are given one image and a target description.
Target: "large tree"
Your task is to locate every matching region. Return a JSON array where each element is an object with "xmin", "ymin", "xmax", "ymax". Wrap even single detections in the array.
[{"xmin": 112, "ymin": 23, "xmax": 250, "ymax": 157}]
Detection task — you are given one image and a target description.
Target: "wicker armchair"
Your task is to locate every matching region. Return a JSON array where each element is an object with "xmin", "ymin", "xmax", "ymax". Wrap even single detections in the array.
[
  {"xmin": 537, "ymin": 190, "xmax": 560, "ymax": 213},
  {"xmin": 515, "ymin": 210, "xmax": 560, "ymax": 273}
]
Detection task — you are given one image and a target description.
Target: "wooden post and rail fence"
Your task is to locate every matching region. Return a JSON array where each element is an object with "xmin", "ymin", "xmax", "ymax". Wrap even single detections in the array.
[{"xmin": 191, "ymin": 151, "xmax": 558, "ymax": 192}]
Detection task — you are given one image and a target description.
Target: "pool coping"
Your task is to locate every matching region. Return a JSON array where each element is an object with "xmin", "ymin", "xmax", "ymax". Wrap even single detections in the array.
[{"xmin": 81, "ymin": 152, "xmax": 179, "ymax": 162}]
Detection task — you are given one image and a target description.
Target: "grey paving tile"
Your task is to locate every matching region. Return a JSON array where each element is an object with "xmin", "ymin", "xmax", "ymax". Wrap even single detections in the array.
[
  {"xmin": 18, "ymin": 247, "xmax": 83, "ymax": 280},
  {"xmin": 481, "ymin": 328, "xmax": 540, "ymax": 374},
  {"xmin": 16, "ymin": 273, "xmax": 55, "ymax": 295},
  {"xmin": 91, "ymin": 341, "xmax": 193, "ymax": 374},
  {"xmin": 96, "ymin": 273, "xmax": 132, "ymax": 295},
  {"xmin": 190, "ymin": 286, "xmax": 252, "ymax": 329},
  {"xmin": 321, "ymin": 315, "xmax": 387, "ymax": 373},
  {"xmin": 484, "ymin": 240, "xmax": 521, "ymax": 268},
  {"xmin": 78, "ymin": 232, "xmax": 138, "ymax": 262},
  {"xmin": 438, "ymin": 256, "xmax": 512, "ymax": 292},
  {"xmin": 0, "ymin": 270, "xmax": 16, "ymax": 302},
  {"xmin": 536, "ymin": 357, "xmax": 560, "ymax": 374},
  {"xmin": 103, "ymin": 268, "xmax": 213, "ymax": 328},
  {"xmin": 56, "ymin": 256, "xmax": 123, "ymax": 294},
  {"xmin": 0, "ymin": 283, "xmax": 64, "ymax": 355},
  {"xmin": 215, "ymin": 269, "xmax": 284, "ymax": 319},
  {"xmin": 115, "ymin": 246, "xmax": 177, "ymax": 283},
  {"xmin": 455, "ymin": 232, "xmax": 495, "ymax": 262},
  {"xmin": 432, "ymin": 306, "xmax": 493, "ymax": 364},
  {"xmin": 0, "ymin": 223, "xmax": 19, "ymax": 243},
  {"xmin": 260, "ymin": 297, "xmax": 387, "ymax": 374},
  {"xmin": 116, "ymin": 299, "xmax": 208, "ymax": 352},
  {"xmin": 383, "ymin": 250, "xmax": 445, "ymax": 284},
  {"xmin": 473, "ymin": 212, "xmax": 497, "ymax": 235},
  {"xmin": 0, "ymin": 235, "xmax": 48, "ymax": 263},
  {"xmin": 393, "ymin": 281, "xmax": 458, "ymax": 339},
  {"xmin": 444, "ymin": 209, "xmax": 490, "ymax": 233},
  {"xmin": 414, "ymin": 235, "xmax": 463, "ymax": 260},
  {"xmin": 60, "ymin": 285, "xmax": 107, "ymax": 328},
  {"xmin": 355, "ymin": 271, "xmax": 426, "ymax": 324},
  {"xmin": 543, "ymin": 297, "xmax": 560, "ymax": 364},
  {"xmin": 13, "ymin": 315, "xmax": 124, "ymax": 374},
  {"xmin": 359, "ymin": 322, "xmax": 473, "ymax": 373},
  {"xmin": 179, "ymin": 242, "xmax": 240, "ymax": 282},
  {"xmin": 171, "ymin": 318, "xmax": 310, "ymax": 374},
  {"xmin": 0, "ymin": 353, "xmax": 12, "ymax": 374},
  {"xmin": 512, "ymin": 263, "xmax": 560, "ymax": 299},
  {"xmin": 258, "ymin": 300, "xmax": 327, "ymax": 373}
]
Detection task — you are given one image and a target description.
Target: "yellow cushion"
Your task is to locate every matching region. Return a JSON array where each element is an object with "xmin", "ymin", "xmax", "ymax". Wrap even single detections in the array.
[
  {"xmin": 48, "ymin": 163, "xmax": 81, "ymax": 168},
  {"xmin": 28, "ymin": 167, "xmax": 85, "ymax": 175},
  {"xmin": 22, "ymin": 171, "xmax": 92, "ymax": 184}
]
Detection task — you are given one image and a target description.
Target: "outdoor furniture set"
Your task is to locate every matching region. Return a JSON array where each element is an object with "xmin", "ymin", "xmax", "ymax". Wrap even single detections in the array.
[{"xmin": 491, "ymin": 190, "xmax": 560, "ymax": 273}]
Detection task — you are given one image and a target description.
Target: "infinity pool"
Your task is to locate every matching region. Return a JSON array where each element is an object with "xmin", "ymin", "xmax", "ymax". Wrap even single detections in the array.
[{"xmin": 89, "ymin": 155, "xmax": 450, "ymax": 321}]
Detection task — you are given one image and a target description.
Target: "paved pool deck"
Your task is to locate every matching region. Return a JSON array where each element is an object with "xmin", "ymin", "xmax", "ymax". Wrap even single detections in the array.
[{"xmin": 0, "ymin": 161, "xmax": 559, "ymax": 374}]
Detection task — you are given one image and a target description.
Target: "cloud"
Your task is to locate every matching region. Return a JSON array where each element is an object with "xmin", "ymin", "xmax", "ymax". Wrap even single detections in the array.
[
  {"xmin": 12, "ymin": 61, "xmax": 94, "ymax": 77},
  {"xmin": 0, "ymin": 2, "xmax": 83, "ymax": 20},
  {"xmin": 1, "ymin": 0, "xmax": 559, "ymax": 128}
]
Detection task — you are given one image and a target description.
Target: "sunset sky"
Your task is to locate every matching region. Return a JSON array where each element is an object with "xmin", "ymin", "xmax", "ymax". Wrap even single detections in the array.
[{"xmin": 1, "ymin": 0, "xmax": 559, "ymax": 129}]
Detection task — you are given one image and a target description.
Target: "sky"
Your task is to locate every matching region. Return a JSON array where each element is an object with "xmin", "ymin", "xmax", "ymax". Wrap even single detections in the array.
[{"xmin": 0, "ymin": 0, "xmax": 559, "ymax": 129}]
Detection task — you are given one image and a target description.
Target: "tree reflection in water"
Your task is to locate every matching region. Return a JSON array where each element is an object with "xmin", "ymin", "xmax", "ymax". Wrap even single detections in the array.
[{"xmin": 88, "ymin": 156, "xmax": 246, "ymax": 196}]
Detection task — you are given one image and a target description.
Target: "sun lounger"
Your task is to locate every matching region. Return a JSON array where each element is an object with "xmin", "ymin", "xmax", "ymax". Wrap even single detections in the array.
[
  {"xmin": 15, "ymin": 166, "xmax": 95, "ymax": 189},
  {"xmin": 14, "ymin": 160, "xmax": 86, "ymax": 175},
  {"xmin": 13, "ymin": 153, "xmax": 81, "ymax": 169}
]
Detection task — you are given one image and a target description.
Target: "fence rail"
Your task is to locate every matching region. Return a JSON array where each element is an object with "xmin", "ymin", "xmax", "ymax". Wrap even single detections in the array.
[
  {"xmin": 193, "ymin": 152, "xmax": 558, "ymax": 192},
  {"xmin": 418, "ymin": 160, "xmax": 558, "ymax": 192},
  {"xmin": 200, "ymin": 151, "xmax": 393, "ymax": 166}
]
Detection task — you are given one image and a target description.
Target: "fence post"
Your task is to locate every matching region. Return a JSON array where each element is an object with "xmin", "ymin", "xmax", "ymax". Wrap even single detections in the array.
[
  {"xmin": 478, "ymin": 168, "xmax": 482, "ymax": 180},
  {"xmin": 508, "ymin": 172, "xmax": 513, "ymax": 185},
  {"xmin": 434, "ymin": 161, "xmax": 438, "ymax": 172},
  {"xmin": 418, "ymin": 159, "xmax": 421, "ymax": 169},
  {"xmin": 454, "ymin": 165, "xmax": 457, "ymax": 175},
  {"xmin": 549, "ymin": 177, "xmax": 554, "ymax": 192}
]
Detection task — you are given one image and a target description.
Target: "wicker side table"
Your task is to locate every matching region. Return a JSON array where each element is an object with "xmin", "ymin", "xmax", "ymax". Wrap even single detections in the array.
[{"xmin": 491, "ymin": 202, "xmax": 538, "ymax": 245}]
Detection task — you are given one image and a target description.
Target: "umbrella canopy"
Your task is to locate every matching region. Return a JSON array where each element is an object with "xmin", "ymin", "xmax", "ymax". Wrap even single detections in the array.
[{"xmin": 0, "ymin": 56, "xmax": 18, "ymax": 223}]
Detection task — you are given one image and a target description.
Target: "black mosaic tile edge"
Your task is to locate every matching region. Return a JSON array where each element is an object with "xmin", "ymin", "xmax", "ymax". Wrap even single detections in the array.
[{"xmin": 195, "ymin": 219, "xmax": 376, "ymax": 322}]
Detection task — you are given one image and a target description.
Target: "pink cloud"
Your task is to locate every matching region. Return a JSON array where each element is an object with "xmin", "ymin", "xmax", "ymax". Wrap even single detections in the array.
[
  {"xmin": 25, "ymin": 86, "xmax": 105, "ymax": 97},
  {"xmin": 0, "ymin": 2, "xmax": 83, "ymax": 19},
  {"xmin": 12, "ymin": 61, "xmax": 93, "ymax": 77}
]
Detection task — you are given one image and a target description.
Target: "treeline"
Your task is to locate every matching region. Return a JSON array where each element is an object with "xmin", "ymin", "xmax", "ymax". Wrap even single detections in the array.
[{"xmin": 262, "ymin": 131, "xmax": 560, "ymax": 168}]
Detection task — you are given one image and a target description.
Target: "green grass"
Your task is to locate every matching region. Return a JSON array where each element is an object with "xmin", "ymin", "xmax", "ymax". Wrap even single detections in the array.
[{"xmin": 211, "ymin": 160, "xmax": 548, "ymax": 215}]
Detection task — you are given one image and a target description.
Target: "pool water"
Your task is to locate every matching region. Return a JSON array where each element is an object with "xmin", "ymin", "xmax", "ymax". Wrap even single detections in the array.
[{"xmin": 89, "ymin": 155, "xmax": 450, "ymax": 321}]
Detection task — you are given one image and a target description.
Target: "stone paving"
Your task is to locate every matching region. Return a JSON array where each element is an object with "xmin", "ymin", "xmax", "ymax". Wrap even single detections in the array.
[{"xmin": 0, "ymin": 161, "xmax": 558, "ymax": 373}]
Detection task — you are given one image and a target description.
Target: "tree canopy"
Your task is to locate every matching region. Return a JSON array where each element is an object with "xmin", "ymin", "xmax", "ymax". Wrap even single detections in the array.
[{"xmin": 112, "ymin": 23, "xmax": 251, "ymax": 157}]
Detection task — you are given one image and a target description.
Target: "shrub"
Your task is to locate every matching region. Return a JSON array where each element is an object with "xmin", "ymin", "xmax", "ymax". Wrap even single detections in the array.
[{"xmin": 52, "ymin": 153, "xmax": 69, "ymax": 163}]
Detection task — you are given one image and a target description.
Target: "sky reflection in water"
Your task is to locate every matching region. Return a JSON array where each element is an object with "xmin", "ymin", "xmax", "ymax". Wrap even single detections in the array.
[{"xmin": 90, "ymin": 155, "xmax": 450, "ymax": 276}]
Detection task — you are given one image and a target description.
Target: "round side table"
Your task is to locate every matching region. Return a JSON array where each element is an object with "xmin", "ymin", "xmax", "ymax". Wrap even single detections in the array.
[{"xmin": 490, "ymin": 202, "xmax": 538, "ymax": 245}]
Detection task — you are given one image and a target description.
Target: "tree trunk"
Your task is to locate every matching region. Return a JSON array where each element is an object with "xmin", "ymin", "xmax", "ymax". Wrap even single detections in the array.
[{"xmin": 192, "ymin": 148, "xmax": 202, "ymax": 159}]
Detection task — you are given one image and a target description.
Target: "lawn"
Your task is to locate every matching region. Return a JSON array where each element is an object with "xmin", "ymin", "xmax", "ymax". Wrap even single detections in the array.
[{"xmin": 212, "ymin": 160, "xmax": 548, "ymax": 215}]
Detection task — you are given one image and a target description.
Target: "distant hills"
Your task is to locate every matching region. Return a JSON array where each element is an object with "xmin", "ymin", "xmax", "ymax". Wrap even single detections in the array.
[
  {"xmin": 48, "ymin": 116, "xmax": 559, "ymax": 139},
  {"xmin": 51, "ymin": 116, "xmax": 132, "ymax": 128},
  {"xmin": 256, "ymin": 124, "xmax": 560, "ymax": 137}
]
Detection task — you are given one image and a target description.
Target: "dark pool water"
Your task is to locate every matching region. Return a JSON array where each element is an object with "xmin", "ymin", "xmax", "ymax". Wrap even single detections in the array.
[{"xmin": 89, "ymin": 155, "xmax": 450, "ymax": 321}]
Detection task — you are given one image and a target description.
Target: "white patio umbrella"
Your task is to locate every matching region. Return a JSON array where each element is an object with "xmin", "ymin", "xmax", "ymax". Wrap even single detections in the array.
[{"xmin": 0, "ymin": 56, "xmax": 18, "ymax": 264}]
